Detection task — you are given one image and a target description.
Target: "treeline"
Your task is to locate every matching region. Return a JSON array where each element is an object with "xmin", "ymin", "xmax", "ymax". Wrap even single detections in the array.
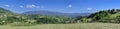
[{"xmin": 76, "ymin": 9, "xmax": 120, "ymax": 23}]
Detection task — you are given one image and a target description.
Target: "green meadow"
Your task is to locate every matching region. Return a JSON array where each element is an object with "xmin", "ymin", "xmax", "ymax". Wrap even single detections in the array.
[{"xmin": 0, "ymin": 23, "xmax": 120, "ymax": 29}]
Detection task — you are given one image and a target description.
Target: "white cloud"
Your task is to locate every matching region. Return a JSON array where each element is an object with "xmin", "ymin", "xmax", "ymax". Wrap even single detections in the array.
[
  {"xmin": 19, "ymin": 4, "xmax": 44, "ymax": 8},
  {"xmin": 4, "ymin": 5, "xmax": 10, "ymax": 7},
  {"xmin": 20, "ymin": 6, "xmax": 24, "ymax": 8},
  {"xmin": 25, "ymin": 4, "xmax": 44, "ymax": 8},
  {"xmin": 87, "ymin": 8, "xmax": 93, "ymax": 10},
  {"xmin": 26, "ymin": 4, "xmax": 36, "ymax": 8},
  {"xmin": 68, "ymin": 4, "xmax": 72, "ymax": 8},
  {"xmin": 4, "ymin": 4, "xmax": 15, "ymax": 7}
]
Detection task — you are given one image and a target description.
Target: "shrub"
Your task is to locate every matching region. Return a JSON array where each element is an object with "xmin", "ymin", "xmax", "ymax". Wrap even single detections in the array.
[
  {"xmin": 80, "ymin": 18, "xmax": 92, "ymax": 23},
  {"xmin": 11, "ymin": 22, "xmax": 36, "ymax": 26}
]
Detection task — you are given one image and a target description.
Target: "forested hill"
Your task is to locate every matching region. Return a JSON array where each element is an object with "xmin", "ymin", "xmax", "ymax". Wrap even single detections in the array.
[
  {"xmin": 76, "ymin": 9, "xmax": 120, "ymax": 23},
  {"xmin": 0, "ymin": 8, "xmax": 13, "ymax": 14}
]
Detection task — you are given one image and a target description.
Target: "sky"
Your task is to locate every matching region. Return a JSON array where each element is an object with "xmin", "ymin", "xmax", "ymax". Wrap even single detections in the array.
[{"xmin": 0, "ymin": 0, "xmax": 120, "ymax": 13}]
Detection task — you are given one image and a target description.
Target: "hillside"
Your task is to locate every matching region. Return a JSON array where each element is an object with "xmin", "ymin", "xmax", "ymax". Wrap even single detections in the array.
[
  {"xmin": 76, "ymin": 9, "xmax": 120, "ymax": 23},
  {"xmin": 0, "ymin": 8, "xmax": 13, "ymax": 14}
]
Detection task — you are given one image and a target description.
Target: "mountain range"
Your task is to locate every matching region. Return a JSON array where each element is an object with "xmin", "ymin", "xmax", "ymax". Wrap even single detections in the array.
[{"xmin": 23, "ymin": 10, "xmax": 92, "ymax": 17}]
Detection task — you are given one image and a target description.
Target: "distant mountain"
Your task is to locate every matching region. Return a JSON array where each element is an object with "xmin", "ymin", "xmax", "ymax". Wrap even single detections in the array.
[{"xmin": 23, "ymin": 10, "xmax": 91, "ymax": 17}]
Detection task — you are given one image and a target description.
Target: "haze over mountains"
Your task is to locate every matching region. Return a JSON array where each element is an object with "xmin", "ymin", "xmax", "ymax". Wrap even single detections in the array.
[{"xmin": 23, "ymin": 10, "xmax": 92, "ymax": 17}]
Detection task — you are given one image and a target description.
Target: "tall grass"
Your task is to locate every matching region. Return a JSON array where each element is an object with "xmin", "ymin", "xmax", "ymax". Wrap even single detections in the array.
[{"xmin": 0, "ymin": 23, "xmax": 120, "ymax": 29}]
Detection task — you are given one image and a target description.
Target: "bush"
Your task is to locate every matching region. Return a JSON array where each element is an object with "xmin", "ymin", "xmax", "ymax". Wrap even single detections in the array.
[
  {"xmin": 11, "ymin": 22, "xmax": 36, "ymax": 26},
  {"xmin": 0, "ymin": 21, "xmax": 8, "ymax": 25},
  {"xmin": 80, "ymin": 18, "xmax": 92, "ymax": 23}
]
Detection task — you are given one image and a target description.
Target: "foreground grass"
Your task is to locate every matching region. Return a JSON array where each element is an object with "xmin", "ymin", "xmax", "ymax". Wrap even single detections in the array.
[{"xmin": 0, "ymin": 23, "xmax": 120, "ymax": 29}]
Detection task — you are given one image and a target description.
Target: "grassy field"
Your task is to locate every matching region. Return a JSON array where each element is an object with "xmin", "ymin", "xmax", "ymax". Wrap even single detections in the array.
[{"xmin": 0, "ymin": 23, "xmax": 120, "ymax": 29}]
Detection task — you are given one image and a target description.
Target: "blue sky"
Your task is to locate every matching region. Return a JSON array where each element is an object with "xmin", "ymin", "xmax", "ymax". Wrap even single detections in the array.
[{"xmin": 0, "ymin": 0, "xmax": 120, "ymax": 13}]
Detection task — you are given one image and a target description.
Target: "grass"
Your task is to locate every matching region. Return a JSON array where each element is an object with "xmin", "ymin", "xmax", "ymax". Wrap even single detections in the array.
[{"xmin": 0, "ymin": 23, "xmax": 120, "ymax": 29}]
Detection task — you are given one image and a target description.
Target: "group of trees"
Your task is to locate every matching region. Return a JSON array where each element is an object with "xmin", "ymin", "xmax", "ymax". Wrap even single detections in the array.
[
  {"xmin": 1, "ymin": 7, "xmax": 120, "ymax": 26},
  {"xmin": 0, "ymin": 14, "xmax": 72, "ymax": 25},
  {"xmin": 0, "ymin": 8, "xmax": 72, "ymax": 26},
  {"xmin": 76, "ymin": 9, "xmax": 120, "ymax": 23}
]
